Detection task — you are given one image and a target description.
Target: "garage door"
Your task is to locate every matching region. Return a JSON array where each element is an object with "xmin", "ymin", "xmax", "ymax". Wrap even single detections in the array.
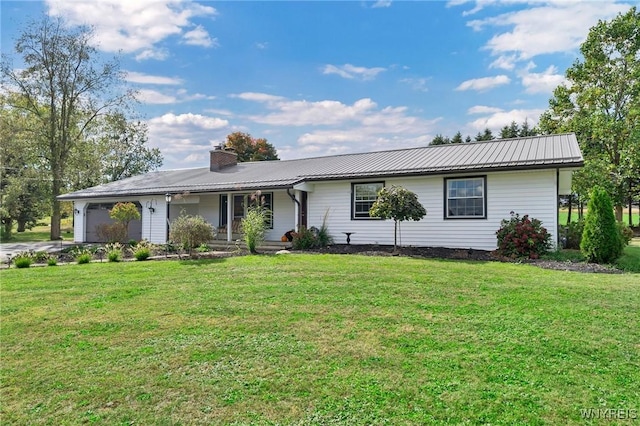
[{"xmin": 85, "ymin": 202, "xmax": 143, "ymax": 243}]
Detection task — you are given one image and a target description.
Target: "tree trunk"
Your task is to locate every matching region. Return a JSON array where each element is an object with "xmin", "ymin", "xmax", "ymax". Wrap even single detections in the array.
[
  {"xmin": 50, "ymin": 174, "xmax": 62, "ymax": 240},
  {"xmin": 17, "ymin": 221, "xmax": 26, "ymax": 232},
  {"xmin": 393, "ymin": 220, "xmax": 398, "ymax": 253},
  {"xmin": 615, "ymin": 205, "xmax": 623, "ymax": 222},
  {"xmin": 567, "ymin": 194, "xmax": 573, "ymax": 224},
  {"xmin": 629, "ymin": 195, "xmax": 633, "ymax": 227},
  {"xmin": 3, "ymin": 219, "xmax": 13, "ymax": 240}
]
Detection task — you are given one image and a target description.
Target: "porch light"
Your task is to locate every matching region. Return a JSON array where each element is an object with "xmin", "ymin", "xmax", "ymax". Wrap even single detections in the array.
[{"xmin": 165, "ymin": 193, "xmax": 172, "ymax": 203}]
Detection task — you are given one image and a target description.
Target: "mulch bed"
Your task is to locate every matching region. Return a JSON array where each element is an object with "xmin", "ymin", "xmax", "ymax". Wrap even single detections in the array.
[{"xmin": 300, "ymin": 244, "xmax": 624, "ymax": 274}]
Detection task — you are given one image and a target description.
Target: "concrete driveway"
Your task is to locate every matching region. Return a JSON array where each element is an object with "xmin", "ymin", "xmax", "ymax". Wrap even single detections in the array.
[{"xmin": 0, "ymin": 240, "xmax": 76, "ymax": 263}]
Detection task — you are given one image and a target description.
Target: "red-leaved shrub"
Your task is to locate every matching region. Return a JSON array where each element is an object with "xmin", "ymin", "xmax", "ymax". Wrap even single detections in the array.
[{"xmin": 496, "ymin": 212, "xmax": 551, "ymax": 259}]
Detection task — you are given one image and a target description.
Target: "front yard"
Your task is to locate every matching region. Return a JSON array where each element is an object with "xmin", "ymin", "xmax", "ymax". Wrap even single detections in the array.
[{"xmin": 1, "ymin": 255, "xmax": 639, "ymax": 424}]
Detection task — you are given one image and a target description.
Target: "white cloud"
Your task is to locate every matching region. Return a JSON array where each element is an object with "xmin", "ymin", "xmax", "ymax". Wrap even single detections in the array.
[
  {"xmin": 455, "ymin": 75, "xmax": 510, "ymax": 92},
  {"xmin": 489, "ymin": 54, "xmax": 517, "ymax": 71},
  {"xmin": 135, "ymin": 49, "xmax": 170, "ymax": 61},
  {"xmin": 255, "ymin": 42, "xmax": 269, "ymax": 49},
  {"xmin": 150, "ymin": 113, "xmax": 228, "ymax": 130},
  {"xmin": 137, "ymin": 89, "xmax": 177, "ymax": 104},
  {"xmin": 467, "ymin": 105, "xmax": 503, "ymax": 115},
  {"xmin": 400, "ymin": 78, "xmax": 429, "ymax": 92},
  {"xmin": 124, "ymin": 71, "xmax": 182, "ymax": 85},
  {"xmin": 183, "ymin": 25, "xmax": 218, "ymax": 48},
  {"xmin": 45, "ymin": 0, "xmax": 217, "ymax": 57},
  {"xmin": 372, "ymin": 0, "xmax": 392, "ymax": 8},
  {"xmin": 520, "ymin": 65, "xmax": 565, "ymax": 94},
  {"xmin": 322, "ymin": 64, "xmax": 386, "ymax": 81},
  {"xmin": 467, "ymin": 108, "xmax": 545, "ymax": 133},
  {"xmin": 233, "ymin": 92, "xmax": 440, "ymax": 157},
  {"xmin": 146, "ymin": 113, "xmax": 231, "ymax": 165},
  {"xmin": 136, "ymin": 88, "xmax": 215, "ymax": 104},
  {"xmin": 466, "ymin": 2, "xmax": 630, "ymax": 60},
  {"xmin": 230, "ymin": 92, "xmax": 285, "ymax": 103}
]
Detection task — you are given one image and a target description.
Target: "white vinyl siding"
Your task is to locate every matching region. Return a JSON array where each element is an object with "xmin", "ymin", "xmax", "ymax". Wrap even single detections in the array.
[{"xmin": 307, "ymin": 169, "xmax": 558, "ymax": 250}]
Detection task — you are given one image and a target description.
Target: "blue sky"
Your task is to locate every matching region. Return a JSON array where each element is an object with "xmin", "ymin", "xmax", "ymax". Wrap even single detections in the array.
[{"xmin": 1, "ymin": 0, "xmax": 634, "ymax": 170}]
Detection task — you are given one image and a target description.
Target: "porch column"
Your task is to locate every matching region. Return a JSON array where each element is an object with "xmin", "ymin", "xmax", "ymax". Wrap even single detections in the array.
[{"xmin": 227, "ymin": 191, "xmax": 233, "ymax": 242}]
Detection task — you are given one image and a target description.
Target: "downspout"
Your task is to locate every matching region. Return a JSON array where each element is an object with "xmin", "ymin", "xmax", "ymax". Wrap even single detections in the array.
[
  {"xmin": 287, "ymin": 188, "xmax": 301, "ymax": 230},
  {"xmin": 556, "ymin": 168, "xmax": 560, "ymax": 249}
]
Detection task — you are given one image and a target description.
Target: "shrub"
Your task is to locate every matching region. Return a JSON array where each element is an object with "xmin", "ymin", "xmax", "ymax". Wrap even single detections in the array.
[
  {"xmin": 70, "ymin": 246, "xmax": 93, "ymax": 264},
  {"xmin": 13, "ymin": 253, "xmax": 33, "ymax": 268},
  {"xmin": 558, "ymin": 219, "xmax": 584, "ymax": 249},
  {"xmin": 496, "ymin": 212, "xmax": 551, "ymax": 259},
  {"xmin": 33, "ymin": 251, "xmax": 50, "ymax": 263},
  {"xmin": 47, "ymin": 257, "xmax": 58, "ymax": 266},
  {"xmin": 292, "ymin": 226, "xmax": 317, "ymax": 250},
  {"xmin": 581, "ymin": 186, "xmax": 623, "ymax": 264},
  {"xmin": 169, "ymin": 214, "xmax": 215, "ymax": 252},
  {"xmin": 617, "ymin": 221, "xmax": 633, "ymax": 247},
  {"xmin": 105, "ymin": 242, "xmax": 123, "ymax": 262},
  {"xmin": 134, "ymin": 247, "xmax": 150, "ymax": 261},
  {"xmin": 95, "ymin": 223, "xmax": 127, "ymax": 243},
  {"xmin": 196, "ymin": 243, "xmax": 210, "ymax": 253},
  {"xmin": 242, "ymin": 207, "xmax": 268, "ymax": 254}
]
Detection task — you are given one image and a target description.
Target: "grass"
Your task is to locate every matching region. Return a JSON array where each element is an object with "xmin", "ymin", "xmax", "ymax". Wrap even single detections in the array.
[
  {"xmin": 542, "ymin": 238, "xmax": 640, "ymax": 273},
  {"xmin": 559, "ymin": 209, "xmax": 639, "ymax": 226},
  {"xmin": 1, "ymin": 255, "xmax": 639, "ymax": 425},
  {"xmin": 0, "ymin": 218, "xmax": 74, "ymax": 243}
]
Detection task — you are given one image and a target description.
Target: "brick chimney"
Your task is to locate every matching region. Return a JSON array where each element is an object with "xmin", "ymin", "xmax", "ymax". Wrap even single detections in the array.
[{"xmin": 209, "ymin": 146, "xmax": 238, "ymax": 171}]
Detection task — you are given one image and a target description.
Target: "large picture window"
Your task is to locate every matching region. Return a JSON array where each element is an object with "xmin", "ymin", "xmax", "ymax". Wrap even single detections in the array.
[
  {"xmin": 352, "ymin": 182, "xmax": 384, "ymax": 219},
  {"xmin": 445, "ymin": 176, "xmax": 486, "ymax": 219}
]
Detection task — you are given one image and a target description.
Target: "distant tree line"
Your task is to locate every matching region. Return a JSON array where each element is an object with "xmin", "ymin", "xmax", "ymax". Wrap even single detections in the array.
[{"xmin": 430, "ymin": 120, "xmax": 538, "ymax": 146}]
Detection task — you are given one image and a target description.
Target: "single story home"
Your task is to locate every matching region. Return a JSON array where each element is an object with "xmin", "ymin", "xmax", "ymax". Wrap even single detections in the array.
[{"xmin": 58, "ymin": 133, "xmax": 583, "ymax": 250}]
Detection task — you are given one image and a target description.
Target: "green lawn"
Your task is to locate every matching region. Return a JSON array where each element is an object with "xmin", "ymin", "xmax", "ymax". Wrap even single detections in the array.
[
  {"xmin": 0, "ymin": 218, "xmax": 74, "ymax": 243},
  {"xmin": 559, "ymin": 209, "xmax": 639, "ymax": 226},
  {"xmin": 1, "ymin": 255, "xmax": 638, "ymax": 425}
]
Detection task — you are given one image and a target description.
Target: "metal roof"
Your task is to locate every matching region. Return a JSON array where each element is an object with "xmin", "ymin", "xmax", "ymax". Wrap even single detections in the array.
[{"xmin": 58, "ymin": 133, "xmax": 583, "ymax": 200}]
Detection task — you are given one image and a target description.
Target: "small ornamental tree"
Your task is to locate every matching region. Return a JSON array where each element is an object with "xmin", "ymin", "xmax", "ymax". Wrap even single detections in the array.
[
  {"xmin": 580, "ymin": 186, "xmax": 623, "ymax": 263},
  {"xmin": 109, "ymin": 202, "xmax": 140, "ymax": 241},
  {"xmin": 369, "ymin": 185, "xmax": 427, "ymax": 252}
]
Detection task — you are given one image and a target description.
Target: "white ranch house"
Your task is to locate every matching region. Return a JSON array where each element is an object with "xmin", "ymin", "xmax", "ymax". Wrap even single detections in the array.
[{"xmin": 58, "ymin": 133, "xmax": 583, "ymax": 251}]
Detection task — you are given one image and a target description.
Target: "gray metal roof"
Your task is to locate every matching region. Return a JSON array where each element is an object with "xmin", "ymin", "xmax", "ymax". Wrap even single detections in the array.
[{"xmin": 58, "ymin": 133, "xmax": 583, "ymax": 200}]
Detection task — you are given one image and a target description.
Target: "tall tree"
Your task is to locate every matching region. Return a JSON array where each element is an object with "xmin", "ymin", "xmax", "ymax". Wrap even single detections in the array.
[
  {"xmin": 500, "ymin": 121, "xmax": 520, "ymax": 139},
  {"xmin": 538, "ymin": 7, "xmax": 640, "ymax": 220},
  {"xmin": 94, "ymin": 113, "xmax": 162, "ymax": 183},
  {"xmin": 475, "ymin": 128, "xmax": 495, "ymax": 141},
  {"xmin": 451, "ymin": 131, "xmax": 464, "ymax": 144},
  {"xmin": 224, "ymin": 132, "xmax": 279, "ymax": 162},
  {"xmin": 430, "ymin": 134, "xmax": 451, "ymax": 146},
  {"xmin": 1, "ymin": 17, "xmax": 133, "ymax": 239},
  {"xmin": 0, "ymin": 94, "xmax": 49, "ymax": 237}
]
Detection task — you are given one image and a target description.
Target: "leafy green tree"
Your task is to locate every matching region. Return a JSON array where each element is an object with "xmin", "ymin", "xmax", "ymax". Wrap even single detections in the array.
[
  {"xmin": 95, "ymin": 113, "xmax": 163, "ymax": 183},
  {"xmin": 539, "ymin": 7, "xmax": 640, "ymax": 221},
  {"xmin": 224, "ymin": 132, "xmax": 279, "ymax": 162},
  {"xmin": 1, "ymin": 16, "xmax": 133, "ymax": 240},
  {"xmin": 580, "ymin": 186, "xmax": 623, "ymax": 263},
  {"xmin": 369, "ymin": 185, "xmax": 427, "ymax": 252},
  {"xmin": 109, "ymin": 202, "xmax": 141, "ymax": 236}
]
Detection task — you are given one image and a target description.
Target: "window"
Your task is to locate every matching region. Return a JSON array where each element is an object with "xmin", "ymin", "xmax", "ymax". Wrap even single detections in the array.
[
  {"xmin": 445, "ymin": 177, "xmax": 486, "ymax": 219},
  {"xmin": 249, "ymin": 192, "xmax": 273, "ymax": 229},
  {"xmin": 352, "ymin": 182, "xmax": 384, "ymax": 219},
  {"xmin": 220, "ymin": 193, "xmax": 273, "ymax": 229}
]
